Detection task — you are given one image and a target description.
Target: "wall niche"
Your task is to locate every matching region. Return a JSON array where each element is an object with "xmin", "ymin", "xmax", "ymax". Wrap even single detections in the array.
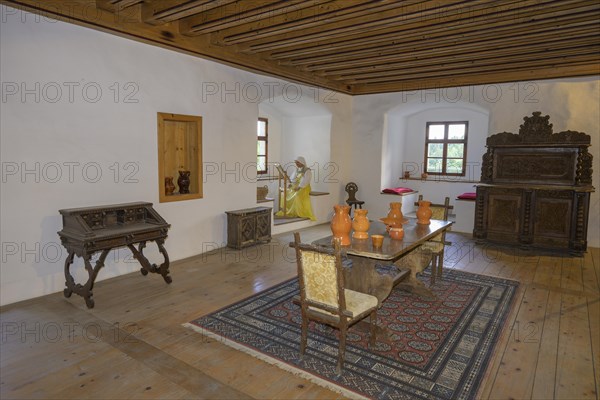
[{"xmin": 157, "ymin": 112, "xmax": 203, "ymax": 203}]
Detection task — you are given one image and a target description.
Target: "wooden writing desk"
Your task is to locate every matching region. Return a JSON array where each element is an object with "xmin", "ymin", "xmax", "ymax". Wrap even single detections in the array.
[
  {"xmin": 312, "ymin": 219, "xmax": 453, "ymax": 302},
  {"xmin": 58, "ymin": 202, "xmax": 171, "ymax": 308}
]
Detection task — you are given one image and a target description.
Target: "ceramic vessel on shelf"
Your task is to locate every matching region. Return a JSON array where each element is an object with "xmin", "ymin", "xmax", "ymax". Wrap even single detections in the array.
[
  {"xmin": 351, "ymin": 209, "xmax": 370, "ymax": 239},
  {"xmin": 164, "ymin": 176, "xmax": 175, "ymax": 195},
  {"xmin": 178, "ymin": 170, "xmax": 191, "ymax": 194},
  {"xmin": 416, "ymin": 200, "xmax": 433, "ymax": 225},
  {"xmin": 331, "ymin": 204, "xmax": 352, "ymax": 245},
  {"xmin": 389, "ymin": 227, "xmax": 404, "ymax": 240}
]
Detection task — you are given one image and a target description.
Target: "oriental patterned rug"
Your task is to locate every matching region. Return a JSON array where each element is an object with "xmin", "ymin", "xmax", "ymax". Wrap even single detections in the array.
[{"xmin": 185, "ymin": 269, "xmax": 519, "ymax": 400}]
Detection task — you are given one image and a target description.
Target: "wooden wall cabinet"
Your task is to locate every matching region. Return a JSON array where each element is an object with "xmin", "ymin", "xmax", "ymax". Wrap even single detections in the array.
[
  {"xmin": 474, "ymin": 112, "xmax": 594, "ymax": 255},
  {"xmin": 226, "ymin": 207, "xmax": 272, "ymax": 249},
  {"xmin": 157, "ymin": 112, "xmax": 203, "ymax": 203}
]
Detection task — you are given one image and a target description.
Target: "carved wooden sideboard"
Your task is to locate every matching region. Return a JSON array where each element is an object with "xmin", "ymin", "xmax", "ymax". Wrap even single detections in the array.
[
  {"xmin": 226, "ymin": 207, "xmax": 272, "ymax": 249},
  {"xmin": 473, "ymin": 112, "xmax": 594, "ymax": 255},
  {"xmin": 58, "ymin": 202, "xmax": 171, "ymax": 308}
]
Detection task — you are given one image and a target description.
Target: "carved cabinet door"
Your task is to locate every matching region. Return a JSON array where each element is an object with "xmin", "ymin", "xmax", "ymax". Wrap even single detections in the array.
[
  {"xmin": 532, "ymin": 192, "xmax": 573, "ymax": 248},
  {"xmin": 239, "ymin": 215, "xmax": 258, "ymax": 248},
  {"xmin": 485, "ymin": 190, "xmax": 522, "ymax": 244},
  {"xmin": 255, "ymin": 212, "xmax": 271, "ymax": 242}
]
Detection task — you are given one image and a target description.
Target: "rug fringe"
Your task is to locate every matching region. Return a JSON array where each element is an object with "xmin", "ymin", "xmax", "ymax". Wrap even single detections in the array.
[{"xmin": 182, "ymin": 322, "xmax": 369, "ymax": 400}]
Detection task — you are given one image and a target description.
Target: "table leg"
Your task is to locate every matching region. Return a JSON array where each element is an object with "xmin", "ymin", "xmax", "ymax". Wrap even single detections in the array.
[
  {"xmin": 63, "ymin": 249, "xmax": 110, "ymax": 308},
  {"xmin": 393, "ymin": 249, "xmax": 436, "ymax": 299},
  {"xmin": 128, "ymin": 239, "xmax": 172, "ymax": 284},
  {"xmin": 344, "ymin": 256, "xmax": 409, "ymax": 305}
]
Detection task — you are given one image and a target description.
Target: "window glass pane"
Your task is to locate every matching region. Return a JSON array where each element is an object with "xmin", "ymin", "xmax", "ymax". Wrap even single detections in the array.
[
  {"xmin": 446, "ymin": 159, "xmax": 463, "ymax": 173},
  {"xmin": 427, "ymin": 158, "xmax": 443, "ymax": 172},
  {"xmin": 257, "ymin": 121, "xmax": 266, "ymax": 137},
  {"xmin": 448, "ymin": 124, "xmax": 465, "ymax": 139},
  {"xmin": 427, "ymin": 143, "xmax": 444, "ymax": 157},
  {"xmin": 257, "ymin": 156, "xmax": 266, "ymax": 172},
  {"xmin": 428, "ymin": 124, "xmax": 445, "ymax": 140},
  {"xmin": 447, "ymin": 143, "xmax": 464, "ymax": 158},
  {"xmin": 257, "ymin": 140, "xmax": 266, "ymax": 156}
]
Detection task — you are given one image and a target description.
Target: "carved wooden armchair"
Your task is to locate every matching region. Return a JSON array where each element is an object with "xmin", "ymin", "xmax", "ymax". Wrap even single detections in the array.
[
  {"xmin": 290, "ymin": 232, "xmax": 378, "ymax": 374},
  {"xmin": 414, "ymin": 195, "xmax": 453, "ymax": 284}
]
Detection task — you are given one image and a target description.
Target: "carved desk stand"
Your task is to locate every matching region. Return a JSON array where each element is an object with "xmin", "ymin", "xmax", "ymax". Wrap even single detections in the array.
[{"xmin": 58, "ymin": 202, "xmax": 172, "ymax": 308}]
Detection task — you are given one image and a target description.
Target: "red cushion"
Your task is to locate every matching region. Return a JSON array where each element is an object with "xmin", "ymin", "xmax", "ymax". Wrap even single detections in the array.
[
  {"xmin": 457, "ymin": 192, "xmax": 477, "ymax": 200},
  {"xmin": 382, "ymin": 187, "xmax": 414, "ymax": 195}
]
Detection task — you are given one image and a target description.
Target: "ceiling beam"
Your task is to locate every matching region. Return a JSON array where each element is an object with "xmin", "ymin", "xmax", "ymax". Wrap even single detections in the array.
[
  {"xmin": 1, "ymin": 0, "xmax": 353, "ymax": 94},
  {"xmin": 275, "ymin": 12, "xmax": 599, "ymax": 66},
  {"xmin": 96, "ymin": 0, "xmax": 143, "ymax": 13},
  {"xmin": 243, "ymin": 0, "xmax": 585, "ymax": 54},
  {"xmin": 141, "ymin": 0, "xmax": 239, "ymax": 25},
  {"xmin": 351, "ymin": 64, "xmax": 599, "ymax": 94},
  {"xmin": 236, "ymin": 0, "xmax": 521, "ymax": 53},
  {"xmin": 178, "ymin": 0, "xmax": 312, "ymax": 35},
  {"xmin": 2, "ymin": 0, "xmax": 597, "ymax": 96},
  {"xmin": 337, "ymin": 49, "xmax": 600, "ymax": 84},
  {"xmin": 303, "ymin": 28, "xmax": 600, "ymax": 73},
  {"xmin": 210, "ymin": 0, "xmax": 401, "ymax": 44},
  {"xmin": 348, "ymin": 56, "xmax": 600, "ymax": 84}
]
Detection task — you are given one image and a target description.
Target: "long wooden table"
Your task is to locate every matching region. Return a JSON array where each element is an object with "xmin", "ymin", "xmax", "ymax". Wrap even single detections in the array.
[{"xmin": 312, "ymin": 218, "xmax": 453, "ymax": 303}]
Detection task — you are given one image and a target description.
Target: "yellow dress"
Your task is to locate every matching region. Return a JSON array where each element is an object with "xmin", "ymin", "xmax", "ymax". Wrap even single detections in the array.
[{"xmin": 276, "ymin": 169, "xmax": 316, "ymax": 221}]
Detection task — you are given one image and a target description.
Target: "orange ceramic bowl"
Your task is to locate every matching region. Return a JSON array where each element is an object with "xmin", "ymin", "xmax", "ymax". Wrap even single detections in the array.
[{"xmin": 389, "ymin": 227, "xmax": 404, "ymax": 240}]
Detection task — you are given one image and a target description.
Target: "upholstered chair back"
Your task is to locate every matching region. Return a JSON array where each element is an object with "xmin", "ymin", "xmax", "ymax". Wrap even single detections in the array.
[{"xmin": 300, "ymin": 250, "xmax": 339, "ymax": 308}]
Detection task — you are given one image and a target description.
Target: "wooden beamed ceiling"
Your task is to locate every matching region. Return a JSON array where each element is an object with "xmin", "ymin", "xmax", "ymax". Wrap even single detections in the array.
[{"xmin": 3, "ymin": 0, "xmax": 599, "ymax": 95}]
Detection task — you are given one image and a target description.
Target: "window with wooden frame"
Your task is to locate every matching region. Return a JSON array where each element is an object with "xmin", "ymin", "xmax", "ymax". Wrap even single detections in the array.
[
  {"xmin": 424, "ymin": 121, "xmax": 468, "ymax": 176},
  {"xmin": 257, "ymin": 118, "xmax": 268, "ymax": 175}
]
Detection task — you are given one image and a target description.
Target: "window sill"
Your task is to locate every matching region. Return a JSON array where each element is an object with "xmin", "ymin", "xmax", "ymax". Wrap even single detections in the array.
[
  {"xmin": 257, "ymin": 175, "xmax": 279, "ymax": 181},
  {"xmin": 400, "ymin": 177, "xmax": 478, "ymax": 184},
  {"xmin": 380, "ymin": 190, "xmax": 418, "ymax": 196}
]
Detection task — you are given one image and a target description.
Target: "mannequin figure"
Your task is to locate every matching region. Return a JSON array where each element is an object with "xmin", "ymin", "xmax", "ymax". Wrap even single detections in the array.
[{"xmin": 276, "ymin": 156, "xmax": 316, "ymax": 221}]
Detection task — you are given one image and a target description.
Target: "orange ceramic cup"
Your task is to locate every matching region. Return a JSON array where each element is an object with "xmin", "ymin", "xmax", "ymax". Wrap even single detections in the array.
[{"xmin": 371, "ymin": 234, "xmax": 384, "ymax": 248}]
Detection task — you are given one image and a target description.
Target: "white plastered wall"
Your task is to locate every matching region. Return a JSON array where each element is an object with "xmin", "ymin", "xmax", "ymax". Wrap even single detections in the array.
[{"xmin": 0, "ymin": 7, "xmax": 353, "ymax": 306}]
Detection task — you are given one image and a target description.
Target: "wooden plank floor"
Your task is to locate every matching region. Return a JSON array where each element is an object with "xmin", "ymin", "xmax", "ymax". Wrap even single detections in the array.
[{"xmin": 1, "ymin": 224, "xmax": 598, "ymax": 399}]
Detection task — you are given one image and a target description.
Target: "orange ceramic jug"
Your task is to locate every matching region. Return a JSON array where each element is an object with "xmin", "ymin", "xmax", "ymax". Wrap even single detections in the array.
[
  {"xmin": 331, "ymin": 204, "xmax": 352, "ymax": 245},
  {"xmin": 351, "ymin": 209, "xmax": 370, "ymax": 239},
  {"xmin": 416, "ymin": 200, "xmax": 432, "ymax": 225}
]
